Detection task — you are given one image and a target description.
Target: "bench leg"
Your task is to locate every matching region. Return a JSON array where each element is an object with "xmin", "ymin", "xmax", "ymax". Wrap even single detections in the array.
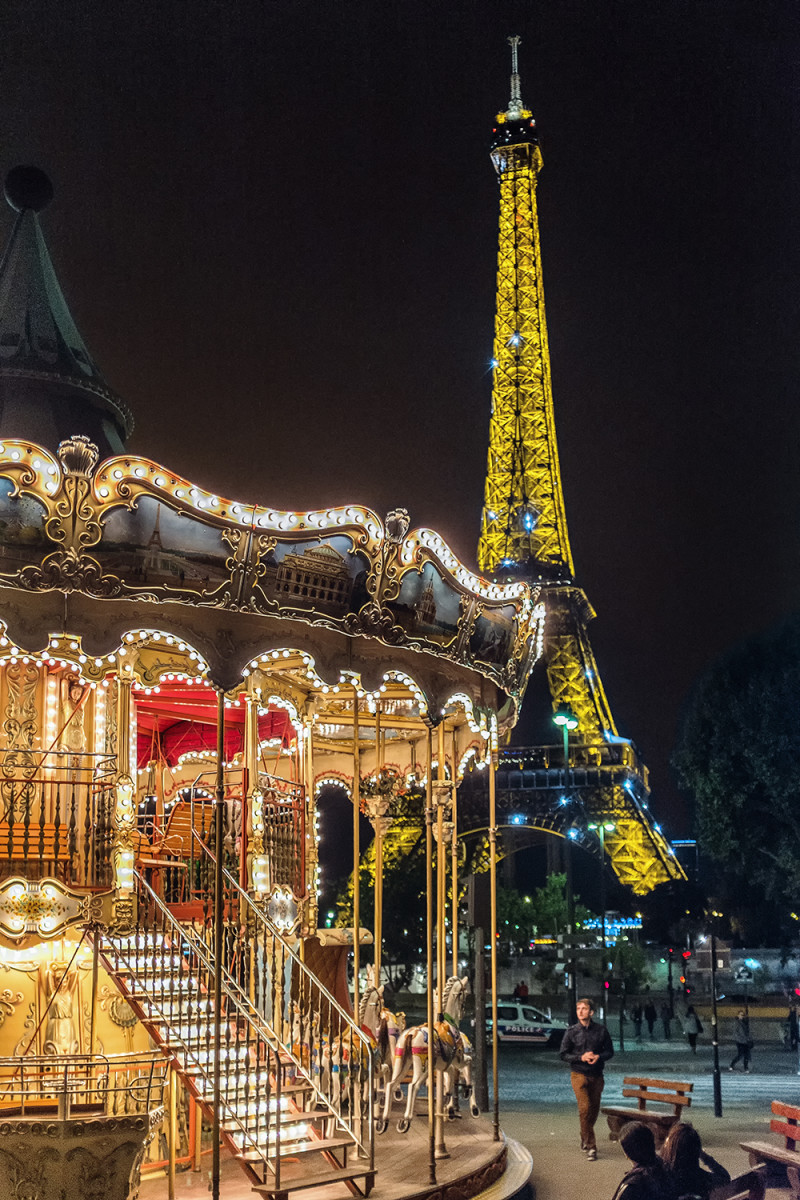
[{"xmin": 787, "ymin": 1164, "xmax": 800, "ymax": 1200}]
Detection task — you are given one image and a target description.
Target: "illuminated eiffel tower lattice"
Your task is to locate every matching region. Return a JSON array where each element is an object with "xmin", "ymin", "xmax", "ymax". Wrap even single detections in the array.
[{"xmin": 469, "ymin": 38, "xmax": 684, "ymax": 894}]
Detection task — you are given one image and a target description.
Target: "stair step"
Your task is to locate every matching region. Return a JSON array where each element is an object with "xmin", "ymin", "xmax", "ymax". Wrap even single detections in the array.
[
  {"xmin": 250, "ymin": 1165, "xmax": 374, "ymax": 1195},
  {"xmin": 237, "ymin": 1135, "xmax": 352, "ymax": 1162},
  {"xmin": 279, "ymin": 1136, "xmax": 353, "ymax": 1158}
]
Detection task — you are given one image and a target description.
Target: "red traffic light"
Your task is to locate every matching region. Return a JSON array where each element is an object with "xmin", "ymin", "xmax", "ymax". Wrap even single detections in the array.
[{"xmin": 682, "ymin": 950, "xmax": 692, "ymax": 959}]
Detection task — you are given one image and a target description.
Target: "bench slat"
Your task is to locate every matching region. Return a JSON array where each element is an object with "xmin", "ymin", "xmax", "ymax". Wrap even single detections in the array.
[
  {"xmin": 602, "ymin": 1106, "xmax": 675, "ymax": 1125},
  {"xmin": 622, "ymin": 1076, "xmax": 693, "ymax": 1092},
  {"xmin": 741, "ymin": 1140, "xmax": 800, "ymax": 1169},
  {"xmin": 621, "ymin": 1088, "xmax": 692, "ymax": 1108},
  {"xmin": 772, "ymin": 1102, "xmax": 800, "ymax": 1121},
  {"xmin": 770, "ymin": 1120, "xmax": 799, "ymax": 1148}
]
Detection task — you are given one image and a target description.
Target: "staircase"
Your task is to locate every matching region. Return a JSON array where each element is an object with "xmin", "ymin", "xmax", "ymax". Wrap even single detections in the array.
[{"xmin": 99, "ymin": 858, "xmax": 375, "ymax": 1199}]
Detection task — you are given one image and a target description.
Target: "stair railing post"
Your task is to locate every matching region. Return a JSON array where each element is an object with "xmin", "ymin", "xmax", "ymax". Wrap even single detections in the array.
[{"xmin": 212, "ymin": 688, "xmax": 226, "ymax": 1200}]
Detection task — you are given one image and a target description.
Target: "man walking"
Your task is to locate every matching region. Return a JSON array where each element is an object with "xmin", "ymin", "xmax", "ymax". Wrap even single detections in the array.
[{"xmin": 560, "ymin": 996, "xmax": 614, "ymax": 1161}]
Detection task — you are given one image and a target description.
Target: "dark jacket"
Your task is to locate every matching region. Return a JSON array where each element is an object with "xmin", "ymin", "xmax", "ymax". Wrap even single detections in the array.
[
  {"xmin": 667, "ymin": 1155, "xmax": 730, "ymax": 1200},
  {"xmin": 611, "ymin": 1161, "xmax": 672, "ymax": 1200},
  {"xmin": 559, "ymin": 1018, "xmax": 614, "ymax": 1077}
]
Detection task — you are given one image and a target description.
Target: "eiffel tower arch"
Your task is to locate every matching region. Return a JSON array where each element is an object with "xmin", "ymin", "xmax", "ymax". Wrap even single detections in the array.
[{"xmin": 471, "ymin": 38, "xmax": 684, "ymax": 897}]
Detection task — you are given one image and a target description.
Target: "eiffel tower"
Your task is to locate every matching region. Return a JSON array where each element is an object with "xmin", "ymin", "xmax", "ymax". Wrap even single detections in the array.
[{"xmin": 467, "ymin": 38, "xmax": 684, "ymax": 895}]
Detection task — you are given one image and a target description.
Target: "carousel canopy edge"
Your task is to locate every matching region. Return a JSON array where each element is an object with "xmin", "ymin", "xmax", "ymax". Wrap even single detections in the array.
[{"xmin": 0, "ymin": 437, "xmax": 545, "ymax": 701}]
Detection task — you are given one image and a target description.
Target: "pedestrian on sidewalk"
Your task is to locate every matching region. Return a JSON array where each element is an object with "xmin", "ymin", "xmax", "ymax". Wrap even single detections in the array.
[
  {"xmin": 660, "ymin": 1001, "xmax": 672, "ymax": 1040},
  {"xmin": 660, "ymin": 1122, "xmax": 730, "ymax": 1199},
  {"xmin": 559, "ymin": 996, "xmax": 614, "ymax": 1162},
  {"xmin": 729, "ymin": 1010, "xmax": 753, "ymax": 1072},
  {"xmin": 610, "ymin": 1122, "xmax": 672, "ymax": 1200},
  {"xmin": 681, "ymin": 1005, "xmax": 702, "ymax": 1054},
  {"xmin": 644, "ymin": 999, "xmax": 657, "ymax": 1040},
  {"xmin": 788, "ymin": 1004, "xmax": 799, "ymax": 1052},
  {"xmin": 631, "ymin": 1002, "xmax": 643, "ymax": 1042}
]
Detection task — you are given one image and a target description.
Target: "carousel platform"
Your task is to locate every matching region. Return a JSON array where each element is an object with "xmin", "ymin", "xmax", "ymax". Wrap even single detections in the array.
[{"xmin": 138, "ymin": 1107, "xmax": 530, "ymax": 1200}]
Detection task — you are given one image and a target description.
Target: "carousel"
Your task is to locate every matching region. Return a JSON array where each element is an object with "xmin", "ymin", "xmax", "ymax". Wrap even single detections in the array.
[{"xmin": 0, "ymin": 166, "xmax": 543, "ymax": 1200}]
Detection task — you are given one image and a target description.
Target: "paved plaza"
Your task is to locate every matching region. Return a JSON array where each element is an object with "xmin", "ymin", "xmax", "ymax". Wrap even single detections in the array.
[{"xmin": 497, "ymin": 1037, "xmax": 800, "ymax": 1199}]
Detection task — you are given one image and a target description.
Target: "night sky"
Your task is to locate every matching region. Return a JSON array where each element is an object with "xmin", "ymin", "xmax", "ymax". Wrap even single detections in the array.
[{"xmin": 3, "ymin": 1, "xmax": 798, "ymax": 839}]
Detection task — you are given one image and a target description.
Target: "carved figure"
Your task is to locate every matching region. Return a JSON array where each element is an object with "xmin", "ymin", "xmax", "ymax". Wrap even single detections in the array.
[{"xmin": 42, "ymin": 961, "xmax": 80, "ymax": 1056}]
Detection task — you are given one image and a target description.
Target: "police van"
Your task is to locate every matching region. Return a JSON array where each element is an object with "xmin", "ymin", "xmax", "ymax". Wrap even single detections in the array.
[{"xmin": 486, "ymin": 1002, "xmax": 568, "ymax": 1046}]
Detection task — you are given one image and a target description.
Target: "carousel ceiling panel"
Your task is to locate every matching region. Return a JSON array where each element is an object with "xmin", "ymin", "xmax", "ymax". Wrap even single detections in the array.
[{"xmin": 0, "ymin": 439, "xmax": 545, "ymax": 704}]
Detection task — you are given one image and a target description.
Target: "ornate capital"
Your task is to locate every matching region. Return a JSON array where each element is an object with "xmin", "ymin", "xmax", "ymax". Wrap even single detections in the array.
[{"xmin": 57, "ymin": 434, "xmax": 99, "ymax": 478}]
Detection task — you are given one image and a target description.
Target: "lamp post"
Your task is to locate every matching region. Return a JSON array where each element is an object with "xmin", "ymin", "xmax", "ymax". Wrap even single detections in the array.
[
  {"xmin": 709, "ymin": 911, "xmax": 723, "ymax": 1118},
  {"xmin": 553, "ymin": 708, "xmax": 578, "ymax": 1021},
  {"xmin": 588, "ymin": 819, "xmax": 615, "ymax": 1022}
]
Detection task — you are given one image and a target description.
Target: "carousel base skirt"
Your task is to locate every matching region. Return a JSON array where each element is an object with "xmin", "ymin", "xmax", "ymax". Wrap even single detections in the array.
[{"xmin": 137, "ymin": 1108, "xmax": 529, "ymax": 1200}]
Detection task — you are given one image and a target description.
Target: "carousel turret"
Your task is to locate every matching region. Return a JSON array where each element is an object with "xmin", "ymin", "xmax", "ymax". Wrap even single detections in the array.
[{"xmin": 0, "ymin": 166, "xmax": 133, "ymax": 458}]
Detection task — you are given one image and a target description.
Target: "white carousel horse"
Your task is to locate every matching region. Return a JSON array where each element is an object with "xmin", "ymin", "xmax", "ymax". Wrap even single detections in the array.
[
  {"xmin": 358, "ymin": 966, "xmax": 406, "ymax": 1104},
  {"xmin": 378, "ymin": 975, "xmax": 479, "ymax": 1134}
]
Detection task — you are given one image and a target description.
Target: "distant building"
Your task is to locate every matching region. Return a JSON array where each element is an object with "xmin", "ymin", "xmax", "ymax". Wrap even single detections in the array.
[{"xmin": 275, "ymin": 544, "xmax": 353, "ymax": 613}]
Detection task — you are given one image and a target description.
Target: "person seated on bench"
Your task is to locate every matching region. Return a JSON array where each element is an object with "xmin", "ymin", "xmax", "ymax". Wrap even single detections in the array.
[
  {"xmin": 611, "ymin": 1122, "xmax": 673, "ymax": 1200},
  {"xmin": 661, "ymin": 1122, "xmax": 730, "ymax": 1199}
]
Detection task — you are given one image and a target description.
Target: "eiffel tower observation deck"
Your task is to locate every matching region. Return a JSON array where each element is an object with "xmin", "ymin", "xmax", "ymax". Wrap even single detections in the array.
[{"xmin": 466, "ymin": 39, "xmax": 684, "ymax": 895}]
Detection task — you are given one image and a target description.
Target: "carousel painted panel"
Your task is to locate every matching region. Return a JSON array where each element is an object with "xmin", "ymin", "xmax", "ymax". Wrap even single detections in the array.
[
  {"xmin": 94, "ymin": 495, "xmax": 234, "ymax": 602},
  {"xmin": 252, "ymin": 533, "xmax": 370, "ymax": 621}
]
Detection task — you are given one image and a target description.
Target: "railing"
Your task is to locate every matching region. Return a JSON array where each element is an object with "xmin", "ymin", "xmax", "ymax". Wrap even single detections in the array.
[
  {"xmin": 0, "ymin": 1050, "xmax": 168, "ymax": 1118},
  {"xmin": 258, "ymin": 770, "xmax": 306, "ymax": 900},
  {"xmin": 0, "ymin": 749, "xmax": 117, "ymax": 888},
  {"xmin": 182, "ymin": 827, "xmax": 372, "ymax": 1156},
  {"xmin": 145, "ymin": 770, "xmax": 306, "ymax": 906},
  {"xmin": 102, "ymin": 863, "xmax": 373, "ymax": 1188}
]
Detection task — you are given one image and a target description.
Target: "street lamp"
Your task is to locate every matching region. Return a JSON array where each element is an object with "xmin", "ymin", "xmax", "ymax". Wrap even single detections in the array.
[
  {"xmin": 553, "ymin": 707, "xmax": 579, "ymax": 778},
  {"xmin": 553, "ymin": 707, "xmax": 578, "ymax": 1022}
]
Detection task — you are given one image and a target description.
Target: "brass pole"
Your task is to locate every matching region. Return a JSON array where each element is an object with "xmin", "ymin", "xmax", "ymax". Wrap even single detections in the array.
[
  {"xmin": 88, "ymin": 925, "xmax": 100, "ymax": 1056},
  {"xmin": 436, "ymin": 722, "xmax": 446, "ymax": 1005},
  {"xmin": 488, "ymin": 721, "xmax": 500, "ymax": 1141},
  {"xmin": 352, "ymin": 686, "xmax": 361, "ymax": 1015},
  {"xmin": 435, "ymin": 721, "xmax": 448, "ymax": 1159},
  {"xmin": 451, "ymin": 727, "xmax": 458, "ymax": 978},
  {"xmin": 305, "ymin": 705, "xmax": 318, "ymax": 934},
  {"xmin": 425, "ymin": 725, "xmax": 436, "ymax": 1184},
  {"xmin": 168, "ymin": 1063, "xmax": 178, "ymax": 1200},
  {"xmin": 374, "ymin": 700, "xmax": 382, "ymax": 983},
  {"xmin": 211, "ymin": 689, "xmax": 225, "ymax": 1199}
]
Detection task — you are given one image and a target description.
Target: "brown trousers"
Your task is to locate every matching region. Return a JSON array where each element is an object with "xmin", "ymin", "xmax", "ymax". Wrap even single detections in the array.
[{"xmin": 570, "ymin": 1071, "xmax": 604, "ymax": 1150}]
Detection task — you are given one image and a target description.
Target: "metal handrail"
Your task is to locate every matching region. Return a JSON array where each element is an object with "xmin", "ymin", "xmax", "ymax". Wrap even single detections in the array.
[
  {"xmin": 191, "ymin": 827, "xmax": 375, "ymax": 1166},
  {"xmin": 0, "ymin": 1050, "xmax": 167, "ymax": 1117},
  {"xmin": 105, "ymin": 873, "xmax": 284, "ymax": 1175}
]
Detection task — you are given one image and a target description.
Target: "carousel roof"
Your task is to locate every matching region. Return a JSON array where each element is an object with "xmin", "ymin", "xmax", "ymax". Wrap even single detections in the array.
[
  {"xmin": 0, "ymin": 168, "xmax": 544, "ymax": 713},
  {"xmin": 0, "ymin": 167, "xmax": 133, "ymax": 457}
]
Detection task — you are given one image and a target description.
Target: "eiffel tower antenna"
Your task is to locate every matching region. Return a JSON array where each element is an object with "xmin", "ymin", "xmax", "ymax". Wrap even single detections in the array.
[{"xmin": 476, "ymin": 42, "xmax": 684, "ymax": 894}]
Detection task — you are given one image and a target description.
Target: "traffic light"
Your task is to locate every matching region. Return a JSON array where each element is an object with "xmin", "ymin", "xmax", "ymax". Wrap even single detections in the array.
[{"xmin": 682, "ymin": 950, "xmax": 692, "ymax": 960}]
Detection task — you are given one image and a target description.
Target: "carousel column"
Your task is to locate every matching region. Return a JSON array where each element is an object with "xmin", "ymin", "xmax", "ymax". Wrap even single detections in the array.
[
  {"xmin": 212, "ymin": 690, "xmax": 226, "ymax": 1200},
  {"xmin": 111, "ymin": 666, "xmax": 136, "ymax": 917},
  {"xmin": 451, "ymin": 727, "xmax": 459, "ymax": 978},
  {"xmin": 365, "ymin": 702, "xmax": 394, "ymax": 985},
  {"xmin": 352, "ymin": 685, "xmax": 361, "ymax": 1014},
  {"xmin": 424, "ymin": 725, "xmax": 436, "ymax": 1185},
  {"xmin": 245, "ymin": 686, "xmax": 268, "ymax": 898},
  {"xmin": 488, "ymin": 716, "xmax": 500, "ymax": 1142},
  {"xmin": 302, "ymin": 699, "xmax": 318, "ymax": 935},
  {"xmin": 433, "ymin": 721, "xmax": 451, "ymax": 1160}
]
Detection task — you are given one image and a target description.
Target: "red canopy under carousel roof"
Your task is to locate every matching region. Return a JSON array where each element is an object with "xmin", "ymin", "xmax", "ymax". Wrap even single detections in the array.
[{"xmin": 134, "ymin": 682, "xmax": 292, "ymax": 770}]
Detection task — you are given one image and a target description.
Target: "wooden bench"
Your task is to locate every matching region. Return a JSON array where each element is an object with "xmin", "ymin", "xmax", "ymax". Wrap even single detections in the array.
[
  {"xmin": 710, "ymin": 1168, "xmax": 766, "ymax": 1200},
  {"xmin": 601, "ymin": 1075, "xmax": 693, "ymax": 1147},
  {"xmin": 740, "ymin": 1100, "xmax": 800, "ymax": 1199}
]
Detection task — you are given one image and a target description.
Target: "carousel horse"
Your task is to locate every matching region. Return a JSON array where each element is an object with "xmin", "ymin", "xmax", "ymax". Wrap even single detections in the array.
[
  {"xmin": 442, "ymin": 1030, "xmax": 480, "ymax": 1120},
  {"xmin": 378, "ymin": 975, "xmax": 479, "ymax": 1134},
  {"xmin": 358, "ymin": 966, "xmax": 406, "ymax": 1104}
]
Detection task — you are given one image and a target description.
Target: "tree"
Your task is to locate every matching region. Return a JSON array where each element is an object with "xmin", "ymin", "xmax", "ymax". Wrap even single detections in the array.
[{"xmin": 673, "ymin": 615, "xmax": 800, "ymax": 944}]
